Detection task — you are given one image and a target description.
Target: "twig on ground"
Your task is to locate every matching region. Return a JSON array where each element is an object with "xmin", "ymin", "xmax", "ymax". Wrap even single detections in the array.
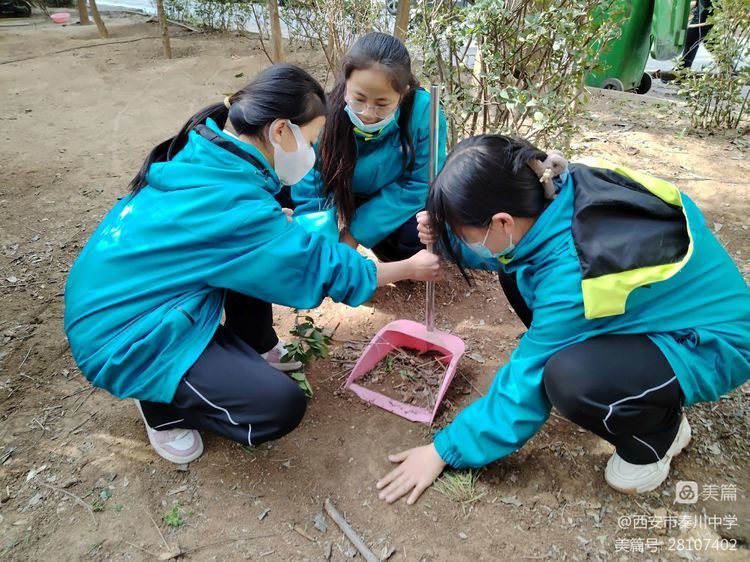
[
  {"xmin": 148, "ymin": 512, "xmax": 171, "ymax": 552},
  {"xmin": 181, "ymin": 534, "xmax": 278, "ymax": 555},
  {"xmin": 290, "ymin": 523, "xmax": 317, "ymax": 543},
  {"xmin": 457, "ymin": 371, "xmax": 485, "ymax": 397},
  {"xmin": 37, "ymin": 482, "xmax": 97, "ymax": 526},
  {"xmin": 322, "ymin": 369, "xmax": 350, "ymax": 382},
  {"xmin": 18, "ymin": 345, "xmax": 33, "ymax": 369},
  {"xmin": 61, "ymin": 387, "xmax": 89, "ymax": 400},
  {"xmin": 72, "ymin": 388, "xmax": 95, "ymax": 414},
  {"xmin": 68, "ymin": 412, "xmax": 97, "ymax": 435},
  {"xmin": 124, "ymin": 541, "xmax": 160, "ymax": 558},
  {"xmin": 323, "ymin": 499, "xmax": 379, "ymax": 562},
  {"xmin": 0, "ymin": 36, "xmax": 162, "ymax": 66},
  {"xmin": 0, "ymin": 448, "xmax": 14, "ymax": 465}
]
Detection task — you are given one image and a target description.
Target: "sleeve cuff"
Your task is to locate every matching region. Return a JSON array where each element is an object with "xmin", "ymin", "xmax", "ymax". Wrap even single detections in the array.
[
  {"xmin": 433, "ymin": 428, "xmax": 465, "ymax": 468},
  {"xmin": 345, "ymin": 254, "xmax": 378, "ymax": 307}
]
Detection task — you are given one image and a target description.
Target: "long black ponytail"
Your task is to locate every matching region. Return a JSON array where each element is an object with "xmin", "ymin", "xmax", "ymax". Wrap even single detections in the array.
[
  {"xmin": 317, "ymin": 32, "xmax": 419, "ymax": 228},
  {"xmin": 129, "ymin": 64, "xmax": 327, "ymax": 192},
  {"xmin": 427, "ymin": 135, "xmax": 550, "ymax": 281}
]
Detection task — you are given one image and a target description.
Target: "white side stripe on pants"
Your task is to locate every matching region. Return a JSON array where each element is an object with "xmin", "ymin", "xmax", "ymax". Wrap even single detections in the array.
[
  {"xmin": 184, "ymin": 380, "xmax": 253, "ymax": 446},
  {"xmin": 153, "ymin": 418, "xmax": 185, "ymax": 430},
  {"xmin": 633, "ymin": 435, "xmax": 662, "ymax": 463},
  {"xmin": 602, "ymin": 376, "xmax": 677, "ymax": 434},
  {"xmin": 184, "ymin": 380, "xmax": 239, "ymax": 425}
]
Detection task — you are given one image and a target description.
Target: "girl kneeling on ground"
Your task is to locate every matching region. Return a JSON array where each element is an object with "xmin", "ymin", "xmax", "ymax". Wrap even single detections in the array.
[
  {"xmin": 64, "ymin": 65, "xmax": 440, "ymax": 465},
  {"xmin": 291, "ymin": 32, "xmax": 447, "ymax": 262},
  {"xmin": 376, "ymin": 135, "xmax": 749, "ymax": 502}
]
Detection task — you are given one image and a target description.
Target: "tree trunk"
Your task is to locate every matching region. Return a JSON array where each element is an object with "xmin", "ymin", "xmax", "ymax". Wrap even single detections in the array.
[
  {"xmin": 326, "ymin": 21, "xmax": 338, "ymax": 70},
  {"xmin": 393, "ymin": 0, "xmax": 410, "ymax": 41},
  {"xmin": 77, "ymin": 0, "xmax": 90, "ymax": 25},
  {"xmin": 155, "ymin": 0, "xmax": 172, "ymax": 59},
  {"xmin": 472, "ymin": 39, "xmax": 484, "ymax": 135},
  {"xmin": 267, "ymin": 0, "xmax": 284, "ymax": 63},
  {"xmin": 88, "ymin": 0, "xmax": 108, "ymax": 39}
]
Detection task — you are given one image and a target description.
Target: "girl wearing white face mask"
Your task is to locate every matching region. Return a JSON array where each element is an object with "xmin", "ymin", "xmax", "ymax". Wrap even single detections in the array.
[
  {"xmin": 64, "ymin": 65, "xmax": 441, "ymax": 465},
  {"xmin": 291, "ymin": 32, "xmax": 447, "ymax": 263}
]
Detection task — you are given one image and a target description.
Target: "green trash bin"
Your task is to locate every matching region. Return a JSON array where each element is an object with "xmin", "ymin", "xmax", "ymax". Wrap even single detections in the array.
[
  {"xmin": 651, "ymin": 0, "xmax": 692, "ymax": 60},
  {"xmin": 586, "ymin": 0, "xmax": 691, "ymax": 95}
]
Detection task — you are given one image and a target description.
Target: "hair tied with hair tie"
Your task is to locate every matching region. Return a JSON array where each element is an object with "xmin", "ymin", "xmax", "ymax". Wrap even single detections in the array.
[
  {"xmin": 527, "ymin": 150, "xmax": 568, "ymax": 201},
  {"xmin": 223, "ymin": 96, "xmax": 231, "ymax": 109}
]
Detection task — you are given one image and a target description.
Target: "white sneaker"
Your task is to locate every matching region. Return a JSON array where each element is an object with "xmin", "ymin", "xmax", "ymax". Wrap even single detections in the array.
[
  {"xmin": 605, "ymin": 415, "xmax": 691, "ymax": 494},
  {"xmin": 261, "ymin": 340, "xmax": 303, "ymax": 372},
  {"xmin": 135, "ymin": 401, "xmax": 204, "ymax": 464}
]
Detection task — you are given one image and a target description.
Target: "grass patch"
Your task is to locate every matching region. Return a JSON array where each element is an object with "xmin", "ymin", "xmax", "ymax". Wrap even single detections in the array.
[{"xmin": 433, "ymin": 469, "xmax": 486, "ymax": 514}]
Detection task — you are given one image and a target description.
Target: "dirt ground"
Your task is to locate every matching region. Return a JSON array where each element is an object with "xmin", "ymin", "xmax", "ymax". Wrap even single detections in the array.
[{"xmin": 1, "ymin": 12, "xmax": 749, "ymax": 562}]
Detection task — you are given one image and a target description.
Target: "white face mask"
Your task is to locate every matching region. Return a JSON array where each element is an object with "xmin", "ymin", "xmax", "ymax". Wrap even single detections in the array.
[
  {"xmin": 268, "ymin": 120, "xmax": 316, "ymax": 186},
  {"xmin": 467, "ymin": 224, "xmax": 515, "ymax": 261},
  {"xmin": 344, "ymin": 104, "xmax": 398, "ymax": 134}
]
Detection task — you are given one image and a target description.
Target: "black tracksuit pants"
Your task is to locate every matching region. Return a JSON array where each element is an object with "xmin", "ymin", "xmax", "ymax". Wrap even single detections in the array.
[
  {"xmin": 139, "ymin": 291, "xmax": 307, "ymax": 447},
  {"xmin": 499, "ymin": 271, "xmax": 685, "ymax": 464},
  {"xmin": 680, "ymin": 0, "xmax": 713, "ymax": 70}
]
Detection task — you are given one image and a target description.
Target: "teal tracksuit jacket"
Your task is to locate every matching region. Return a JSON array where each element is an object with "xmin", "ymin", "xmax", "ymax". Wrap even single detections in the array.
[
  {"xmin": 291, "ymin": 88, "xmax": 447, "ymax": 248},
  {"xmin": 64, "ymin": 119, "xmax": 377, "ymax": 404},
  {"xmin": 434, "ymin": 161, "xmax": 750, "ymax": 468}
]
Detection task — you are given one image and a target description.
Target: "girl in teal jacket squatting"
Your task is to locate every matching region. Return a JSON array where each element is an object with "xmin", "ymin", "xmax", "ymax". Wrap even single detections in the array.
[
  {"xmin": 64, "ymin": 65, "xmax": 440, "ymax": 465},
  {"xmin": 291, "ymin": 32, "xmax": 447, "ymax": 262},
  {"xmin": 376, "ymin": 135, "xmax": 750, "ymax": 503}
]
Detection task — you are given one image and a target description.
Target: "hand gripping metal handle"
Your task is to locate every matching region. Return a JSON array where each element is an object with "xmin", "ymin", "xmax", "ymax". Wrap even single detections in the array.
[{"xmin": 426, "ymin": 84, "xmax": 440, "ymax": 332}]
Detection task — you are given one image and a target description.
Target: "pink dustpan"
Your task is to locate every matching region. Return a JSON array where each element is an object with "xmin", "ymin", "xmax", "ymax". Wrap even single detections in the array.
[
  {"xmin": 345, "ymin": 319, "xmax": 465, "ymax": 424},
  {"xmin": 345, "ymin": 85, "xmax": 465, "ymax": 425}
]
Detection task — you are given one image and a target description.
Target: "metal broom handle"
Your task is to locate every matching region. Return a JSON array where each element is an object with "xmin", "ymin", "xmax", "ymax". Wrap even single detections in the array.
[{"xmin": 426, "ymin": 84, "xmax": 440, "ymax": 332}]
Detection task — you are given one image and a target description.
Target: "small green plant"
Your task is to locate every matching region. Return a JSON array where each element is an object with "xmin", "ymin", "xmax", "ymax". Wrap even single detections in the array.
[
  {"xmin": 385, "ymin": 355, "xmax": 395, "ymax": 371},
  {"xmin": 283, "ymin": 316, "xmax": 335, "ymax": 397},
  {"xmin": 87, "ymin": 540, "xmax": 105, "ymax": 556},
  {"xmin": 433, "ymin": 470, "xmax": 486, "ymax": 514},
  {"xmin": 289, "ymin": 372, "xmax": 313, "ymax": 398},
  {"xmin": 90, "ymin": 488, "xmax": 112, "ymax": 512},
  {"xmin": 285, "ymin": 316, "xmax": 335, "ymax": 365},
  {"xmin": 163, "ymin": 504, "xmax": 184, "ymax": 527}
]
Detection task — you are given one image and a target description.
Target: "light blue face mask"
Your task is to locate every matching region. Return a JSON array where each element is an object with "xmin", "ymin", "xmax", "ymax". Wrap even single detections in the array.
[
  {"xmin": 344, "ymin": 104, "xmax": 398, "ymax": 134},
  {"xmin": 467, "ymin": 224, "xmax": 515, "ymax": 260}
]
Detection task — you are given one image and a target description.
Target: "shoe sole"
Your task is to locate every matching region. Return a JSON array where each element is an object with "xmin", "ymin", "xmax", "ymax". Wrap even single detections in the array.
[
  {"xmin": 271, "ymin": 361, "xmax": 304, "ymax": 372},
  {"xmin": 606, "ymin": 415, "xmax": 691, "ymax": 495},
  {"xmin": 134, "ymin": 400, "xmax": 205, "ymax": 465},
  {"xmin": 145, "ymin": 433, "xmax": 204, "ymax": 465}
]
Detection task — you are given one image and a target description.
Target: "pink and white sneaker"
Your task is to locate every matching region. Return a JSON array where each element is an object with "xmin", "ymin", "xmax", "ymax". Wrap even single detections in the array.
[
  {"xmin": 261, "ymin": 340, "xmax": 303, "ymax": 372},
  {"xmin": 135, "ymin": 401, "xmax": 204, "ymax": 464}
]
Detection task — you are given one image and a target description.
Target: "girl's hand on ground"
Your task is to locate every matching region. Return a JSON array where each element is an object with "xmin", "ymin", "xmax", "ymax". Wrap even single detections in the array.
[
  {"xmin": 416, "ymin": 211, "xmax": 438, "ymax": 246},
  {"xmin": 377, "ymin": 444, "xmax": 446, "ymax": 505},
  {"xmin": 282, "ymin": 208, "xmax": 294, "ymax": 222},
  {"xmin": 406, "ymin": 249, "xmax": 442, "ymax": 282},
  {"xmin": 340, "ymin": 230, "xmax": 359, "ymax": 249}
]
